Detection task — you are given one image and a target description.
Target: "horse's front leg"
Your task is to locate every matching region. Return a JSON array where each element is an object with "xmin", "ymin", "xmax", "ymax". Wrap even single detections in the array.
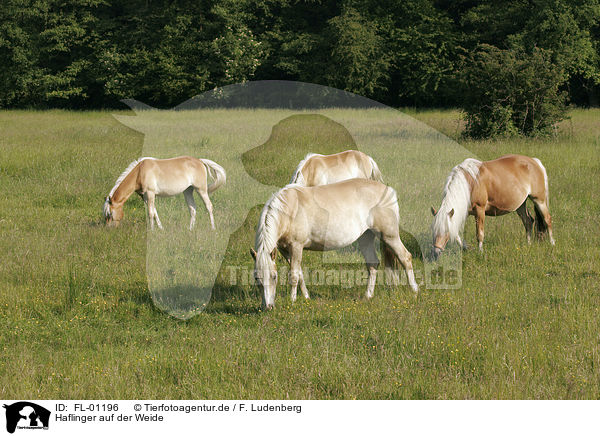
[
  {"xmin": 299, "ymin": 273, "xmax": 310, "ymax": 300},
  {"xmin": 475, "ymin": 205, "xmax": 485, "ymax": 251},
  {"xmin": 143, "ymin": 192, "xmax": 155, "ymax": 230},
  {"xmin": 282, "ymin": 246, "xmax": 309, "ymax": 300},
  {"xmin": 289, "ymin": 244, "xmax": 304, "ymax": 303},
  {"xmin": 455, "ymin": 235, "xmax": 468, "ymax": 250}
]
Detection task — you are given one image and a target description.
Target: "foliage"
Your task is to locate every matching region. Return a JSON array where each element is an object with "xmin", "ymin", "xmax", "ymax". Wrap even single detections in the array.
[
  {"xmin": 323, "ymin": 8, "xmax": 389, "ymax": 96},
  {"xmin": 460, "ymin": 45, "xmax": 569, "ymax": 138},
  {"xmin": 0, "ymin": 0, "xmax": 599, "ymax": 109}
]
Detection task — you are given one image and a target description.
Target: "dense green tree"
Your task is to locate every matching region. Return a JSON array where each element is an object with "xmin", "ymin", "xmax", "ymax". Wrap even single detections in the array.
[
  {"xmin": 323, "ymin": 7, "xmax": 390, "ymax": 96},
  {"xmin": 460, "ymin": 45, "xmax": 568, "ymax": 137},
  {"xmin": 0, "ymin": 0, "xmax": 599, "ymax": 110}
]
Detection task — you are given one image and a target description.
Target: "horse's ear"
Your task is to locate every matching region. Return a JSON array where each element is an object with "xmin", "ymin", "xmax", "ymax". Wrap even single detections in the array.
[
  {"xmin": 448, "ymin": 208, "xmax": 454, "ymax": 218},
  {"xmin": 270, "ymin": 249, "xmax": 277, "ymax": 261},
  {"xmin": 431, "ymin": 206, "xmax": 437, "ymax": 216},
  {"xmin": 250, "ymin": 248, "xmax": 257, "ymax": 260}
]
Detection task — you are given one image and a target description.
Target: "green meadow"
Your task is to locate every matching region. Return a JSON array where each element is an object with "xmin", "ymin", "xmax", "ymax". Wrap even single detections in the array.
[{"xmin": 0, "ymin": 108, "xmax": 599, "ymax": 399}]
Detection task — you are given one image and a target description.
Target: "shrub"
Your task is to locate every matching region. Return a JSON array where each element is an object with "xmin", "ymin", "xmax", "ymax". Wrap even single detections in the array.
[{"xmin": 460, "ymin": 44, "xmax": 569, "ymax": 138}]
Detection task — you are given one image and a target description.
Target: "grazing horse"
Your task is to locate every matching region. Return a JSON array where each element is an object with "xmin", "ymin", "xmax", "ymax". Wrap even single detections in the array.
[
  {"xmin": 290, "ymin": 150, "xmax": 383, "ymax": 186},
  {"xmin": 103, "ymin": 156, "xmax": 226, "ymax": 230},
  {"xmin": 250, "ymin": 179, "xmax": 419, "ymax": 309},
  {"xmin": 431, "ymin": 154, "xmax": 554, "ymax": 258}
]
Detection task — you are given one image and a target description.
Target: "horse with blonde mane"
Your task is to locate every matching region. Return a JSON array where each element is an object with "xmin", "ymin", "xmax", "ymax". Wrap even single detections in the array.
[
  {"xmin": 103, "ymin": 156, "xmax": 226, "ymax": 229},
  {"xmin": 431, "ymin": 154, "xmax": 554, "ymax": 259},
  {"xmin": 290, "ymin": 150, "xmax": 383, "ymax": 186},
  {"xmin": 250, "ymin": 178, "xmax": 419, "ymax": 309}
]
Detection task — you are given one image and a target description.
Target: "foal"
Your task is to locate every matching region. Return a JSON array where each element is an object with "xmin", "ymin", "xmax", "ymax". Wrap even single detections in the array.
[{"xmin": 103, "ymin": 156, "xmax": 226, "ymax": 230}]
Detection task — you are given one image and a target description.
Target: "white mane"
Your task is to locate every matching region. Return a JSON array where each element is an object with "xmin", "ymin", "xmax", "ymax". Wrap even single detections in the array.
[
  {"xmin": 255, "ymin": 185, "xmax": 299, "ymax": 267},
  {"xmin": 290, "ymin": 153, "xmax": 322, "ymax": 185},
  {"xmin": 108, "ymin": 157, "xmax": 154, "ymax": 198},
  {"xmin": 432, "ymin": 158, "xmax": 482, "ymax": 242}
]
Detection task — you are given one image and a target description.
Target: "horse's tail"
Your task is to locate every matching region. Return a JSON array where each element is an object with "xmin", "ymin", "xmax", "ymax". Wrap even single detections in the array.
[
  {"xmin": 532, "ymin": 157, "xmax": 549, "ymax": 205},
  {"xmin": 532, "ymin": 157, "xmax": 549, "ymax": 235},
  {"xmin": 381, "ymin": 238, "xmax": 401, "ymax": 286},
  {"xmin": 368, "ymin": 156, "xmax": 384, "ymax": 183},
  {"xmin": 533, "ymin": 203, "xmax": 548, "ymax": 235},
  {"xmin": 201, "ymin": 159, "xmax": 227, "ymax": 194}
]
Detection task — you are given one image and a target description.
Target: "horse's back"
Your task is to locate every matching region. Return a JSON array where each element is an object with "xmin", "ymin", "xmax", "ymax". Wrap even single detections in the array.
[
  {"xmin": 482, "ymin": 154, "xmax": 545, "ymax": 186},
  {"xmin": 140, "ymin": 156, "xmax": 205, "ymax": 173},
  {"xmin": 298, "ymin": 178, "xmax": 391, "ymax": 212},
  {"xmin": 478, "ymin": 154, "xmax": 547, "ymax": 211},
  {"xmin": 138, "ymin": 156, "xmax": 206, "ymax": 195},
  {"xmin": 285, "ymin": 179, "xmax": 391, "ymax": 249},
  {"xmin": 302, "ymin": 150, "xmax": 371, "ymax": 185}
]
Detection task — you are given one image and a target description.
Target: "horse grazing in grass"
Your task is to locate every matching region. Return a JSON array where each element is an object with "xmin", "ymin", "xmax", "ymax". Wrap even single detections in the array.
[
  {"xmin": 431, "ymin": 154, "xmax": 554, "ymax": 259},
  {"xmin": 250, "ymin": 179, "xmax": 418, "ymax": 309},
  {"xmin": 103, "ymin": 156, "xmax": 226, "ymax": 230},
  {"xmin": 290, "ymin": 150, "xmax": 383, "ymax": 186}
]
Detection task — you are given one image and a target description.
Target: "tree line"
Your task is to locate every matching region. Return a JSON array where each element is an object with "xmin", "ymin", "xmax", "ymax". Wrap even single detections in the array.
[{"xmin": 2, "ymin": 0, "xmax": 599, "ymax": 130}]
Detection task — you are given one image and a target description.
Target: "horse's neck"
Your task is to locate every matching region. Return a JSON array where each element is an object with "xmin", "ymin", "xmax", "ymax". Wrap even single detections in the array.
[
  {"xmin": 259, "ymin": 211, "xmax": 280, "ymax": 253},
  {"xmin": 112, "ymin": 166, "xmax": 140, "ymax": 205},
  {"xmin": 258, "ymin": 193, "xmax": 293, "ymax": 252}
]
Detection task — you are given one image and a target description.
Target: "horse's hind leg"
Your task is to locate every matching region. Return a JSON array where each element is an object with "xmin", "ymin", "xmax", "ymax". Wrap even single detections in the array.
[
  {"xmin": 357, "ymin": 231, "xmax": 380, "ymax": 299},
  {"xmin": 532, "ymin": 199, "xmax": 555, "ymax": 245},
  {"xmin": 381, "ymin": 234, "xmax": 418, "ymax": 293},
  {"xmin": 143, "ymin": 192, "xmax": 153, "ymax": 229},
  {"xmin": 183, "ymin": 187, "xmax": 197, "ymax": 230},
  {"xmin": 516, "ymin": 201, "xmax": 534, "ymax": 244},
  {"xmin": 196, "ymin": 187, "xmax": 215, "ymax": 230}
]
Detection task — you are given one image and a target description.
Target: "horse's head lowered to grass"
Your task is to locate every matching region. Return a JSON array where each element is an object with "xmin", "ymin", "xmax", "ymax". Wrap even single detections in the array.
[
  {"xmin": 250, "ymin": 247, "xmax": 278, "ymax": 310},
  {"xmin": 103, "ymin": 196, "xmax": 124, "ymax": 227}
]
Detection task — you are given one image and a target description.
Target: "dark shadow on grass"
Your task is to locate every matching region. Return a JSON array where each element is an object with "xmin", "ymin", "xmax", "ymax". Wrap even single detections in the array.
[{"xmin": 149, "ymin": 284, "xmax": 211, "ymax": 319}]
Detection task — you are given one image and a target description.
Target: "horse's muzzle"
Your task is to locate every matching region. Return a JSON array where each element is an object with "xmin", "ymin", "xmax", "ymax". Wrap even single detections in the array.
[{"xmin": 431, "ymin": 246, "xmax": 442, "ymax": 260}]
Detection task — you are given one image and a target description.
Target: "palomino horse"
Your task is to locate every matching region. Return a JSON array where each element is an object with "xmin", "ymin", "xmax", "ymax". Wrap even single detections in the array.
[
  {"xmin": 250, "ymin": 179, "xmax": 419, "ymax": 309},
  {"xmin": 103, "ymin": 156, "xmax": 226, "ymax": 230},
  {"xmin": 290, "ymin": 150, "xmax": 383, "ymax": 186},
  {"xmin": 431, "ymin": 154, "xmax": 554, "ymax": 258}
]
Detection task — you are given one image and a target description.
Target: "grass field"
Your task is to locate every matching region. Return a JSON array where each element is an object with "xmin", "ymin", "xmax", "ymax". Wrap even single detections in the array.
[{"xmin": 0, "ymin": 108, "xmax": 599, "ymax": 399}]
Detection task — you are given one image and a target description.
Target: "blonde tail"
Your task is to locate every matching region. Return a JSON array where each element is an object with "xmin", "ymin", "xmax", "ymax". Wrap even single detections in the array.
[
  {"xmin": 369, "ymin": 156, "xmax": 384, "ymax": 183},
  {"xmin": 201, "ymin": 159, "xmax": 227, "ymax": 194}
]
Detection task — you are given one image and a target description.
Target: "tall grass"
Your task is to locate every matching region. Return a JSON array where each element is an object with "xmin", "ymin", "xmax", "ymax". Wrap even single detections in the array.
[{"xmin": 0, "ymin": 108, "xmax": 598, "ymax": 399}]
